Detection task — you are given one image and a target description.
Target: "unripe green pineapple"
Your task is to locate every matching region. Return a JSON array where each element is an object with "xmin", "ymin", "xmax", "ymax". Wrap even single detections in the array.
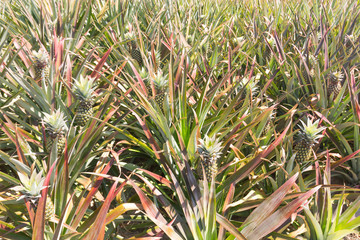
[
  {"xmin": 125, "ymin": 32, "xmax": 143, "ymax": 67},
  {"xmin": 45, "ymin": 196, "xmax": 54, "ymax": 221},
  {"xmin": 198, "ymin": 135, "xmax": 222, "ymax": 182},
  {"xmin": 42, "ymin": 110, "xmax": 67, "ymax": 154},
  {"xmin": 32, "ymin": 49, "xmax": 49, "ymax": 81},
  {"xmin": 327, "ymin": 71, "xmax": 343, "ymax": 100},
  {"xmin": 73, "ymin": 76, "xmax": 96, "ymax": 127},
  {"xmin": 152, "ymin": 71, "xmax": 168, "ymax": 109},
  {"xmin": 44, "ymin": 65, "xmax": 50, "ymax": 81},
  {"xmin": 294, "ymin": 118, "xmax": 325, "ymax": 162}
]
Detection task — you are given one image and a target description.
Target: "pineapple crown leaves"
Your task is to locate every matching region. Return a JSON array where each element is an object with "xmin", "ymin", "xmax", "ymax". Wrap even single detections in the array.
[
  {"xmin": 73, "ymin": 75, "xmax": 96, "ymax": 101},
  {"xmin": 147, "ymin": 50, "xmax": 161, "ymax": 65},
  {"xmin": 297, "ymin": 118, "xmax": 326, "ymax": 145},
  {"xmin": 124, "ymin": 32, "xmax": 137, "ymax": 48},
  {"xmin": 332, "ymin": 70, "xmax": 344, "ymax": 81},
  {"xmin": 265, "ymin": 35, "xmax": 276, "ymax": 47},
  {"xmin": 124, "ymin": 32, "xmax": 135, "ymax": 40},
  {"xmin": 239, "ymin": 73, "xmax": 261, "ymax": 93},
  {"xmin": 32, "ymin": 49, "xmax": 48, "ymax": 65},
  {"xmin": 345, "ymin": 34, "xmax": 355, "ymax": 43},
  {"xmin": 302, "ymin": 53, "xmax": 318, "ymax": 66},
  {"xmin": 198, "ymin": 135, "xmax": 223, "ymax": 160},
  {"xmin": 12, "ymin": 170, "xmax": 47, "ymax": 201},
  {"xmin": 42, "ymin": 109, "xmax": 68, "ymax": 132},
  {"xmin": 152, "ymin": 71, "xmax": 168, "ymax": 90},
  {"xmin": 139, "ymin": 67, "xmax": 149, "ymax": 80}
]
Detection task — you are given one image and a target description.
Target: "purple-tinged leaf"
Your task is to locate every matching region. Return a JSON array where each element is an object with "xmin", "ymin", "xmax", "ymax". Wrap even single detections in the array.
[
  {"xmin": 83, "ymin": 181, "xmax": 118, "ymax": 240},
  {"xmin": 71, "ymin": 158, "xmax": 115, "ymax": 228},
  {"xmin": 137, "ymin": 169, "xmax": 172, "ymax": 189},
  {"xmin": 219, "ymin": 120, "xmax": 292, "ymax": 190},
  {"xmin": 241, "ymin": 173, "xmax": 299, "ymax": 237},
  {"xmin": 245, "ymin": 186, "xmax": 321, "ymax": 240},
  {"xmin": 216, "ymin": 213, "xmax": 247, "ymax": 240},
  {"xmin": 331, "ymin": 149, "xmax": 360, "ymax": 169},
  {"xmin": 128, "ymin": 179, "xmax": 183, "ymax": 240},
  {"xmin": 90, "ymin": 47, "xmax": 112, "ymax": 80}
]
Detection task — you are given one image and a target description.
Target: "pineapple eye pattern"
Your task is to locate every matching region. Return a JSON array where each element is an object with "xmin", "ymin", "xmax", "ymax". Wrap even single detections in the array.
[
  {"xmin": 73, "ymin": 75, "xmax": 96, "ymax": 127},
  {"xmin": 198, "ymin": 135, "xmax": 222, "ymax": 182},
  {"xmin": 294, "ymin": 118, "xmax": 325, "ymax": 163}
]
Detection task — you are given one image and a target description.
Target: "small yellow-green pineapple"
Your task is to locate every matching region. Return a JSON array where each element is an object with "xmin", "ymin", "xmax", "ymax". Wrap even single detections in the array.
[
  {"xmin": 152, "ymin": 71, "xmax": 168, "ymax": 108},
  {"xmin": 198, "ymin": 135, "xmax": 222, "ymax": 182},
  {"xmin": 125, "ymin": 32, "xmax": 143, "ymax": 67},
  {"xmin": 294, "ymin": 118, "xmax": 325, "ymax": 162},
  {"xmin": 42, "ymin": 110, "xmax": 67, "ymax": 154},
  {"xmin": 73, "ymin": 75, "xmax": 96, "ymax": 127},
  {"xmin": 45, "ymin": 196, "xmax": 54, "ymax": 221},
  {"xmin": 32, "ymin": 49, "xmax": 49, "ymax": 81},
  {"xmin": 327, "ymin": 71, "xmax": 343, "ymax": 100}
]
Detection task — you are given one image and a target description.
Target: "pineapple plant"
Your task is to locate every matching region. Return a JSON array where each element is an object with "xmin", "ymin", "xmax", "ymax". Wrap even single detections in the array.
[
  {"xmin": 198, "ymin": 135, "xmax": 222, "ymax": 182},
  {"xmin": 73, "ymin": 75, "xmax": 96, "ymax": 127},
  {"xmin": 42, "ymin": 110, "xmax": 67, "ymax": 154},
  {"xmin": 152, "ymin": 71, "xmax": 168, "ymax": 109},
  {"xmin": 32, "ymin": 49, "xmax": 49, "ymax": 81},
  {"xmin": 125, "ymin": 32, "xmax": 143, "ymax": 67},
  {"xmin": 327, "ymin": 70, "xmax": 343, "ymax": 100},
  {"xmin": 12, "ymin": 170, "xmax": 54, "ymax": 221},
  {"xmin": 294, "ymin": 118, "xmax": 325, "ymax": 163}
]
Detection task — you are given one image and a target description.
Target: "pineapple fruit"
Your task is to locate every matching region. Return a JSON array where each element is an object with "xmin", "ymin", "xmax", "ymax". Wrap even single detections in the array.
[
  {"xmin": 327, "ymin": 70, "xmax": 343, "ymax": 100},
  {"xmin": 294, "ymin": 118, "xmax": 325, "ymax": 162},
  {"xmin": 125, "ymin": 32, "xmax": 143, "ymax": 67},
  {"xmin": 42, "ymin": 110, "xmax": 67, "ymax": 154},
  {"xmin": 32, "ymin": 49, "xmax": 49, "ymax": 81},
  {"xmin": 12, "ymin": 170, "xmax": 54, "ymax": 221},
  {"xmin": 198, "ymin": 135, "xmax": 222, "ymax": 182},
  {"xmin": 152, "ymin": 71, "xmax": 168, "ymax": 109},
  {"xmin": 73, "ymin": 75, "xmax": 96, "ymax": 127},
  {"xmin": 45, "ymin": 196, "xmax": 54, "ymax": 221}
]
